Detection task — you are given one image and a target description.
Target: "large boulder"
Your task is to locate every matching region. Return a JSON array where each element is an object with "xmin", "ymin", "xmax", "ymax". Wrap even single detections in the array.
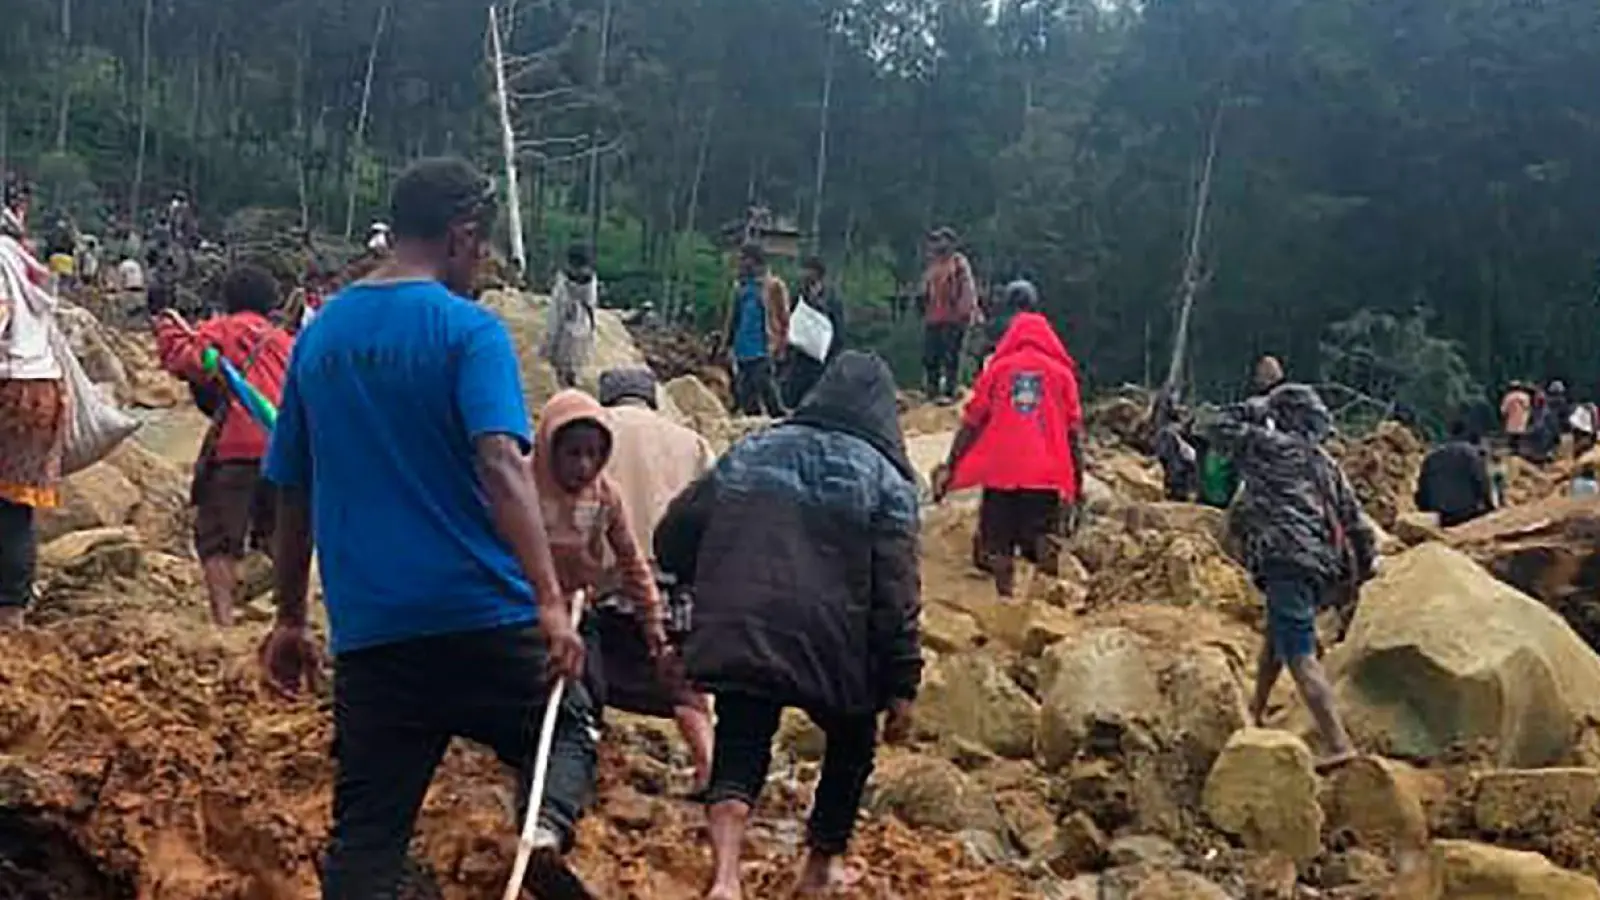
[
  {"xmin": 1321, "ymin": 756, "xmax": 1432, "ymax": 855},
  {"xmin": 1471, "ymin": 768, "xmax": 1600, "ymax": 836},
  {"xmin": 916, "ymin": 652, "xmax": 1039, "ymax": 759},
  {"xmin": 868, "ymin": 753, "xmax": 1006, "ymax": 836},
  {"xmin": 1201, "ymin": 729, "xmax": 1324, "ymax": 865},
  {"xmin": 1432, "ymin": 840, "xmax": 1600, "ymax": 899},
  {"xmin": 1450, "ymin": 495, "xmax": 1600, "ymax": 648},
  {"xmin": 36, "ymin": 463, "xmax": 140, "ymax": 543},
  {"xmin": 1315, "ymin": 543, "xmax": 1600, "ymax": 767}
]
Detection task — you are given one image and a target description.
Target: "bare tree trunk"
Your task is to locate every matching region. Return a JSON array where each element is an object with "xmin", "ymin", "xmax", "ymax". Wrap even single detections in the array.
[
  {"xmin": 667, "ymin": 103, "xmax": 715, "ymax": 323},
  {"xmin": 54, "ymin": 0, "xmax": 72, "ymax": 152},
  {"xmin": 488, "ymin": 6, "xmax": 527, "ymax": 275},
  {"xmin": 129, "ymin": 0, "xmax": 154, "ymax": 218},
  {"xmin": 809, "ymin": 12, "xmax": 838, "ymax": 255},
  {"xmin": 343, "ymin": 1, "xmax": 390, "ymax": 240},
  {"xmin": 1162, "ymin": 101, "xmax": 1226, "ymax": 397},
  {"xmin": 293, "ymin": 5, "xmax": 311, "ymax": 232},
  {"xmin": 584, "ymin": 0, "xmax": 613, "ymax": 252}
]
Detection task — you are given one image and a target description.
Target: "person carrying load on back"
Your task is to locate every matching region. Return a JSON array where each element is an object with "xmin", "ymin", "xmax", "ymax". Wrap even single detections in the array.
[
  {"xmin": 596, "ymin": 367, "xmax": 716, "ymax": 795},
  {"xmin": 932, "ymin": 300, "xmax": 1085, "ymax": 599},
  {"xmin": 782, "ymin": 255, "xmax": 845, "ymax": 408},
  {"xmin": 155, "ymin": 264, "xmax": 292, "ymax": 627},
  {"xmin": 655, "ymin": 351, "xmax": 922, "ymax": 900},
  {"xmin": 1414, "ymin": 416, "xmax": 1495, "ymax": 528},
  {"xmin": 0, "ymin": 180, "xmax": 67, "ymax": 631},
  {"xmin": 1203, "ymin": 383, "xmax": 1376, "ymax": 772}
]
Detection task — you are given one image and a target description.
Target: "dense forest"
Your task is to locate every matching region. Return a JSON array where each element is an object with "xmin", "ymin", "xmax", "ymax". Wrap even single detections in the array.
[{"xmin": 4, "ymin": 0, "xmax": 1600, "ymax": 415}]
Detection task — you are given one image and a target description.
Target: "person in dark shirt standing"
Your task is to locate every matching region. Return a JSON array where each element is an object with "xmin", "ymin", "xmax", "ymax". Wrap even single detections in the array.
[
  {"xmin": 782, "ymin": 255, "xmax": 845, "ymax": 408},
  {"xmin": 259, "ymin": 158, "xmax": 596, "ymax": 899},
  {"xmin": 1414, "ymin": 419, "xmax": 1496, "ymax": 528}
]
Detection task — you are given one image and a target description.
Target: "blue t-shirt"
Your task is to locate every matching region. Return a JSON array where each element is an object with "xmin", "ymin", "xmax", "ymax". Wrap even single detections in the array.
[
  {"xmin": 732, "ymin": 278, "xmax": 768, "ymax": 361},
  {"xmin": 263, "ymin": 280, "xmax": 538, "ymax": 655}
]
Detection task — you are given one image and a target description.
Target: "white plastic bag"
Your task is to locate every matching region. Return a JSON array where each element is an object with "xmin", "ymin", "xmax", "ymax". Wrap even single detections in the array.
[
  {"xmin": 51, "ymin": 322, "xmax": 140, "ymax": 475},
  {"xmin": 788, "ymin": 298, "xmax": 834, "ymax": 362}
]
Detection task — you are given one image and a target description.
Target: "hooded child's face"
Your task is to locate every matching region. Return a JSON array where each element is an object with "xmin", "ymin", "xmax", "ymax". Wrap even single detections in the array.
[{"xmin": 552, "ymin": 421, "xmax": 609, "ymax": 493}]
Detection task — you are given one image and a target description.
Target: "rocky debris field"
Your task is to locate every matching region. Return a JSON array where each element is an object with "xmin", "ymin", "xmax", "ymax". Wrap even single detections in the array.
[{"xmin": 9, "ymin": 295, "xmax": 1600, "ymax": 898}]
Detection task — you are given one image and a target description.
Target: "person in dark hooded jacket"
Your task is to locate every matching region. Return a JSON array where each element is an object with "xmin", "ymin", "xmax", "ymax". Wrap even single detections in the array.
[
  {"xmin": 1204, "ymin": 383, "xmax": 1376, "ymax": 772},
  {"xmin": 655, "ymin": 350, "xmax": 921, "ymax": 900},
  {"xmin": 1414, "ymin": 419, "xmax": 1495, "ymax": 528}
]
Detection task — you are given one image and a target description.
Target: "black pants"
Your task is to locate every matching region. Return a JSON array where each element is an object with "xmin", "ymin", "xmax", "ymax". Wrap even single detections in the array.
[
  {"xmin": 733, "ymin": 357, "xmax": 785, "ymax": 417},
  {"xmin": 0, "ymin": 499, "xmax": 36, "ymax": 609},
  {"xmin": 706, "ymin": 693, "xmax": 877, "ymax": 856},
  {"xmin": 322, "ymin": 625, "xmax": 599, "ymax": 900},
  {"xmin": 783, "ymin": 354, "xmax": 827, "ymax": 409},
  {"xmin": 922, "ymin": 322, "xmax": 966, "ymax": 399}
]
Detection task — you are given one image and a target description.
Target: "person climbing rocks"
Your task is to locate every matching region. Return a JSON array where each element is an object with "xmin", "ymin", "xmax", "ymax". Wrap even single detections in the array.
[
  {"xmin": 1413, "ymin": 417, "xmax": 1495, "ymax": 528},
  {"xmin": 0, "ymin": 182, "xmax": 66, "ymax": 631},
  {"xmin": 154, "ymin": 264, "xmax": 292, "ymax": 627},
  {"xmin": 595, "ymin": 367, "xmax": 716, "ymax": 795},
  {"xmin": 655, "ymin": 351, "xmax": 922, "ymax": 900},
  {"xmin": 920, "ymin": 227, "xmax": 978, "ymax": 402},
  {"xmin": 1152, "ymin": 386, "xmax": 1200, "ymax": 502},
  {"xmin": 543, "ymin": 244, "xmax": 599, "ymax": 389},
  {"xmin": 721, "ymin": 242, "xmax": 789, "ymax": 417},
  {"xmin": 783, "ymin": 255, "xmax": 845, "ymax": 408},
  {"xmin": 932, "ymin": 302, "xmax": 1084, "ymax": 598},
  {"xmin": 258, "ymin": 158, "xmax": 596, "ymax": 900},
  {"xmin": 1204, "ymin": 383, "xmax": 1376, "ymax": 772}
]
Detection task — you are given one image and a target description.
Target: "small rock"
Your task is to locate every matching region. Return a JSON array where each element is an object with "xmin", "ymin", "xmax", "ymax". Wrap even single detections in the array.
[
  {"xmin": 1201, "ymin": 728, "xmax": 1325, "ymax": 865},
  {"xmin": 1104, "ymin": 867, "xmax": 1231, "ymax": 900},
  {"xmin": 1393, "ymin": 511, "xmax": 1445, "ymax": 546},
  {"xmin": 1022, "ymin": 605, "xmax": 1078, "ymax": 657},
  {"xmin": 1322, "ymin": 756, "xmax": 1431, "ymax": 854},
  {"xmin": 922, "ymin": 604, "xmax": 983, "ymax": 654},
  {"xmin": 1055, "ymin": 875, "xmax": 1101, "ymax": 900},
  {"xmin": 1433, "ymin": 839, "xmax": 1600, "ymax": 899},
  {"xmin": 604, "ymin": 786, "xmax": 659, "ymax": 831},
  {"xmin": 36, "ymin": 463, "xmax": 140, "ymax": 543},
  {"xmin": 775, "ymin": 709, "xmax": 826, "ymax": 761},
  {"xmin": 37, "ymin": 526, "xmax": 143, "ymax": 582},
  {"xmin": 995, "ymin": 788, "xmax": 1056, "ymax": 857},
  {"xmin": 916, "ymin": 652, "xmax": 1039, "ymax": 759},
  {"xmin": 869, "ymin": 753, "xmax": 1006, "ymax": 835},
  {"xmin": 1238, "ymin": 851, "xmax": 1298, "ymax": 899},
  {"xmin": 1472, "ymin": 768, "xmax": 1600, "ymax": 835},
  {"xmin": 1107, "ymin": 834, "xmax": 1184, "ymax": 869},
  {"xmin": 1320, "ymin": 848, "xmax": 1394, "ymax": 889},
  {"xmin": 958, "ymin": 828, "xmax": 1014, "ymax": 865},
  {"xmin": 1043, "ymin": 811, "xmax": 1108, "ymax": 877},
  {"xmin": 1032, "ymin": 577, "xmax": 1090, "ymax": 610}
]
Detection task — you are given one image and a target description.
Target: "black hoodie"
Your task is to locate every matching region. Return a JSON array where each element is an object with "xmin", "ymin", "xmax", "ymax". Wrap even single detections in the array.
[{"xmin": 656, "ymin": 351, "xmax": 923, "ymax": 714}]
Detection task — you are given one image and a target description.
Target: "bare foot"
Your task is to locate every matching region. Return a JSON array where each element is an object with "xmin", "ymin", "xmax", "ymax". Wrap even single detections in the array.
[
  {"xmin": 1315, "ymin": 750, "xmax": 1360, "ymax": 775},
  {"xmin": 792, "ymin": 853, "xmax": 862, "ymax": 897}
]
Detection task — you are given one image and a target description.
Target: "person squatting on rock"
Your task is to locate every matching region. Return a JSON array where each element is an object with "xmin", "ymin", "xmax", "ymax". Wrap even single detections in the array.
[
  {"xmin": 1413, "ymin": 417, "xmax": 1496, "ymax": 528},
  {"xmin": 655, "ymin": 351, "xmax": 923, "ymax": 900},
  {"xmin": 543, "ymin": 244, "xmax": 598, "ymax": 389},
  {"xmin": 782, "ymin": 255, "xmax": 846, "ymax": 409},
  {"xmin": 258, "ymin": 158, "xmax": 597, "ymax": 899},
  {"xmin": 919, "ymin": 227, "xmax": 978, "ymax": 402},
  {"xmin": 154, "ymin": 264, "xmax": 292, "ymax": 627},
  {"xmin": 1204, "ymin": 383, "xmax": 1377, "ymax": 771},
  {"xmin": 721, "ymin": 242, "xmax": 790, "ymax": 417},
  {"xmin": 595, "ymin": 366, "xmax": 717, "ymax": 793},
  {"xmin": 933, "ymin": 303, "xmax": 1085, "ymax": 599},
  {"xmin": 0, "ymin": 180, "xmax": 65, "ymax": 631}
]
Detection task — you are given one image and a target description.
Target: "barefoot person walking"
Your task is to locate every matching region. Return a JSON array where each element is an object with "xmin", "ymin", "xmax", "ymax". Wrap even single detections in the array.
[
  {"xmin": 656, "ymin": 351, "xmax": 922, "ymax": 899},
  {"xmin": 1205, "ymin": 383, "xmax": 1376, "ymax": 771},
  {"xmin": 259, "ymin": 158, "xmax": 597, "ymax": 899}
]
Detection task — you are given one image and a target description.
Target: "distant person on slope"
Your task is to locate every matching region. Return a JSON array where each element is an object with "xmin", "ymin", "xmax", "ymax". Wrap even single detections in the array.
[
  {"xmin": 1414, "ymin": 418, "xmax": 1495, "ymax": 528},
  {"xmin": 933, "ymin": 302, "xmax": 1084, "ymax": 599},
  {"xmin": 920, "ymin": 227, "xmax": 978, "ymax": 401},
  {"xmin": 1205, "ymin": 383, "xmax": 1375, "ymax": 772},
  {"xmin": 596, "ymin": 367, "xmax": 717, "ymax": 794},
  {"xmin": 656, "ymin": 351, "xmax": 921, "ymax": 900},
  {"xmin": 543, "ymin": 244, "xmax": 598, "ymax": 389},
  {"xmin": 259, "ymin": 158, "xmax": 596, "ymax": 899},
  {"xmin": 154, "ymin": 264, "xmax": 292, "ymax": 627},
  {"xmin": 721, "ymin": 242, "xmax": 789, "ymax": 417},
  {"xmin": 1500, "ymin": 381, "xmax": 1534, "ymax": 452}
]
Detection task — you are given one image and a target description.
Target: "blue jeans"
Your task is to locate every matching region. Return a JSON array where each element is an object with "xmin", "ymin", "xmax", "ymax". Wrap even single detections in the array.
[{"xmin": 1260, "ymin": 572, "xmax": 1319, "ymax": 661}]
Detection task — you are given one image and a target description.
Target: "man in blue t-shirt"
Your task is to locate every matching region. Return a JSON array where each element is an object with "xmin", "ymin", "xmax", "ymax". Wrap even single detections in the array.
[
  {"xmin": 721, "ymin": 242, "xmax": 789, "ymax": 416},
  {"xmin": 259, "ymin": 158, "xmax": 596, "ymax": 899}
]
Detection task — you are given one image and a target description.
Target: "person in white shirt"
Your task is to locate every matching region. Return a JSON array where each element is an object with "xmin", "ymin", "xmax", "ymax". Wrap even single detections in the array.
[{"xmin": 543, "ymin": 244, "xmax": 598, "ymax": 388}]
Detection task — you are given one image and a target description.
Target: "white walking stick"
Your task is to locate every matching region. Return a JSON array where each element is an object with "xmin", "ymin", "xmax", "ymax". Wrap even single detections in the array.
[{"xmin": 502, "ymin": 590, "xmax": 587, "ymax": 900}]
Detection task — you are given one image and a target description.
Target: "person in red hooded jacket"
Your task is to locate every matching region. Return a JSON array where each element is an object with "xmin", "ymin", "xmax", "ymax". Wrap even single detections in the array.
[
  {"xmin": 933, "ymin": 282, "xmax": 1084, "ymax": 598},
  {"xmin": 154, "ymin": 264, "xmax": 292, "ymax": 626}
]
